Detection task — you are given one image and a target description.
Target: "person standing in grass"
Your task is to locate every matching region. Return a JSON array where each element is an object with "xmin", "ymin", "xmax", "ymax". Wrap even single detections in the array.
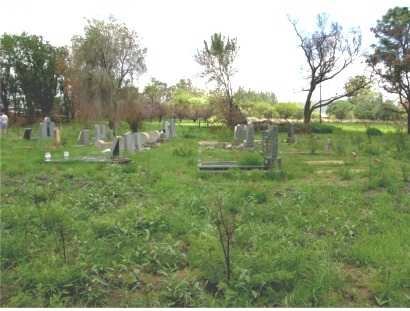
[{"xmin": 0, "ymin": 111, "xmax": 8, "ymax": 135}]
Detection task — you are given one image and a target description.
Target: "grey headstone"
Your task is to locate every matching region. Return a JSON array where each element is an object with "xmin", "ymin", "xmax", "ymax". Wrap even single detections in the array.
[
  {"xmin": 287, "ymin": 123, "xmax": 295, "ymax": 143},
  {"xmin": 244, "ymin": 124, "xmax": 255, "ymax": 148},
  {"xmin": 94, "ymin": 124, "xmax": 101, "ymax": 141},
  {"xmin": 134, "ymin": 132, "xmax": 143, "ymax": 151},
  {"xmin": 170, "ymin": 118, "xmax": 176, "ymax": 138},
  {"xmin": 77, "ymin": 129, "xmax": 90, "ymax": 145},
  {"xmin": 123, "ymin": 132, "xmax": 135, "ymax": 153},
  {"xmin": 163, "ymin": 121, "xmax": 171, "ymax": 139},
  {"xmin": 234, "ymin": 124, "xmax": 247, "ymax": 144},
  {"xmin": 262, "ymin": 126, "xmax": 278, "ymax": 168},
  {"xmin": 40, "ymin": 121, "xmax": 55, "ymax": 138}
]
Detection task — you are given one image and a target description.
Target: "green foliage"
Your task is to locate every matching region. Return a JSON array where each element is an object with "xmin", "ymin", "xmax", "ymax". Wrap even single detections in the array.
[
  {"xmin": 366, "ymin": 127, "xmax": 383, "ymax": 137},
  {"xmin": 368, "ymin": 6, "xmax": 410, "ymax": 132},
  {"xmin": 0, "ymin": 33, "xmax": 61, "ymax": 117},
  {"xmin": 1, "ymin": 121, "xmax": 409, "ymax": 307},
  {"xmin": 274, "ymin": 103, "xmax": 303, "ymax": 119},
  {"xmin": 327, "ymin": 100, "xmax": 354, "ymax": 120},
  {"xmin": 310, "ymin": 123, "xmax": 336, "ymax": 133}
]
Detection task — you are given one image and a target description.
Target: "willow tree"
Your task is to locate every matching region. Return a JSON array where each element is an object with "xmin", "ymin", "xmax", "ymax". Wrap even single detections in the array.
[
  {"xmin": 290, "ymin": 14, "xmax": 366, "ymax": 127},
  {"xmin": 368, "ymin": 7, "xmax": 410, "ymax": 134},
  {"xmin": 195, "ymin": 33, "xmax": 243, "ymax": 127},
  {"xmin": 71, "ymin": 17, "xmax": 146, "ymax": 129}
]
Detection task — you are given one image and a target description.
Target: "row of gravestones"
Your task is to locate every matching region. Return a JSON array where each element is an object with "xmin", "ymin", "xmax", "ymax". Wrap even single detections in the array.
[
  {"xmin": 77, "ymin": 124, "xmax": 112, "ymax": 145},
  {"xmin": 234, "ymin": 123, "xmax": 255, "ymax": 147},
  {"xmin": 23, "ymin": 121, "xmax": 56, "ymax": 140}
]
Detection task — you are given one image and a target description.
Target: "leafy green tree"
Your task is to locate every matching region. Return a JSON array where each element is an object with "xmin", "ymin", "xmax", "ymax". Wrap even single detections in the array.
[
  {"xmin": 0, "ymin": 33, "xmax": 60, "ymax": 119},
  {"xmin": 326, "ymin": 100, "xmax": 354, "ymax": 120},
  {"xmin": 352, "ymin": 90, "xmax": 383, "ymax": 120},
  {"xmin": 195, "ymin": 33, "xmax": 243, "ymax": 127},
  {"xmin": 289, "ymin": 14, "xmax": 366, "ymax": 127},
  {"xmin": 368, "ymin": 7, "xmax": 410, "ymax": 133},
  {"xmin": 274, "ymin": 103, "xmax": 304, "ymax": 119},
  {"xmin": 143, "ymin": 78, "xmax": 169, "ymax": 121},
  {"xmin": 71, "ymin": 17, "xmax": 147, "ymax": 127}
]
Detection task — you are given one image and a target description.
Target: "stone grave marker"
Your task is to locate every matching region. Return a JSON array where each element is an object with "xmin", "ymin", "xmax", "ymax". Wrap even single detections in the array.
[
  {"xmin": 111, "ymin": 137, "xmax": 120, "ymax": 159},
  {"xmin": 133, "ymin": 132, "xmax": 143, "ymax": 151},
  {"xmin": 77, "ymin": 129, "xmax": 90, "ymax": 145},
  {"xmin": 244, "ymin": 124, "xmax": 255, "ymax": 148},
  {"xmin": 287, "ymin": 123, "xmax": 296, "ymax": 143},
  {"xmin": 234, "ymin": 124, "xmax": 246, "ymax": 144},
  {"xmin": 262, "ymin": 126, "xmax": 279, "ymax": 169},
  {"xmin": 170, "ymin": 118, "xmax": 176, "ymax": 138},
  {"xmin": 123, "ymin": 132, "xmax": 136, "ymax": 153},
  {"xmin": 23, "ymin": 128, "xmax": 32, "ymax": 140},
  {"xmin": 40, "ymin": 121, "xmax": 55, "ymax": 138}
]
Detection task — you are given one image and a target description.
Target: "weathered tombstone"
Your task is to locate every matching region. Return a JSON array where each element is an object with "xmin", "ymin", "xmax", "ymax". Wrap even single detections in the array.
[
  {"xmin": 111, "ymin": 137, "xmax": 120, "ymax": 159},
  {"xmin": 94, "ymin": 124, "xmax": 101, "ymax": 141},
  {"xmin": 23, "ymin": 128, "xmax": 32, "ymax": 140},
  {"xmin": 169, "ymin": 118, "xmax": 176, "ymax": 138},
  {"xmin": 133, "ymin": 132, "xmax": 143, "ymax": 151},
  {"xmin": 77, "ymin": 129, "xmax": 90, "ymax": 145},
  {"xmin": 234, "ymin": 124, "xmax": 246, "ymax": 144},
  {"xmin": 40, "ymin": 122, "xmax": 47, "ymax": 138},
  {"xmin": 287, "ymin": 123, "xmax": 296, "ymax": 144},
  {"xmin": 100, "ymin": 124, "xmax": 107, "ymax": 140},
  {"xmin": 244, "ymin": 124, "xmax": 255, "ymax": 148},
  {"xmin": 123, "ymin": 132, "xmax": 136, "ymax": 153},
  {"xmin": 139, "ymin": 132, "xmax": 149, "ymax": 146},
  {"xmin": 40, "ymin": 121, "xmax": 55, "ymax": 138},
  {"xmin": 163, "ymin": 121, "xmax": 171, "ymax": 139},
  {"xmin": 262, "ymin": 126, "xmax": 279, "ymax": 169}
]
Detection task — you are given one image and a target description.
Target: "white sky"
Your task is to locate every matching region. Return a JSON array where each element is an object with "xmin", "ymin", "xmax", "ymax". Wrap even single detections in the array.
[{"xmin": 1, "ymin": 0, "xmax": 408, "ymax": 102}]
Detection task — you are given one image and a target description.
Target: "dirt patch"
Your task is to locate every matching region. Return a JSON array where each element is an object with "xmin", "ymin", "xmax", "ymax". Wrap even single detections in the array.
[{"xmin": 341, "ymin": 264, "xmax": 374, "ymax": 306}]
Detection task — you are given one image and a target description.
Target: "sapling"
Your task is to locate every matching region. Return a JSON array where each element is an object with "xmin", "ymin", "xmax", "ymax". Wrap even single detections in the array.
[{"xmin": 206, "ymin": 195, "xmax": 238, "ymax": 283}]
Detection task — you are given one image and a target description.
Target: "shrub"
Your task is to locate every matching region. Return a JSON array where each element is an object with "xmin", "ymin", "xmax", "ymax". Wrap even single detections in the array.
[
  {"xmin": 366, "ymin": 127, "xmax": 383, "ymax": 137},
  {"xmin": 310, "ymin": 123, "xmax": 335, "ymax": 134}
]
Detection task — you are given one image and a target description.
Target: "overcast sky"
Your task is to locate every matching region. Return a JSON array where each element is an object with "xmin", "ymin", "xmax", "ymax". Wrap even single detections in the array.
[{"xmin": 1, "ymin": 0, "xmax": 408, "ymax": 102}]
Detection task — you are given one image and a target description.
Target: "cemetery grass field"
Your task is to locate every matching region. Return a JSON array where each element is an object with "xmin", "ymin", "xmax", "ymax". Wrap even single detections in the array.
[{"xmin": 1, "ymin": 121, "xmax": 410, "ymax": 307}]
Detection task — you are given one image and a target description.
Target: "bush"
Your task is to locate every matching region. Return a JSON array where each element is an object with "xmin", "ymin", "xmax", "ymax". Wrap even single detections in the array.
[
  {"xmin": 366, "ymin": 127, "xmax": 383, "ymax": 137},
  {"xmin": 310, "ymin": 123, "xmax": 336, "ymax": 134}
]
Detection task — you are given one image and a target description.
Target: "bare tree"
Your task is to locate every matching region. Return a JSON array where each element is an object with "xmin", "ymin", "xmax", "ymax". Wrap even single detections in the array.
[
  {"xmin": 206, "ymin": 195, "xmax": 237, "ymax": 283},
  {"xmin": 289, "ymin": 14, "xmax": 366, "ymax": 127}
]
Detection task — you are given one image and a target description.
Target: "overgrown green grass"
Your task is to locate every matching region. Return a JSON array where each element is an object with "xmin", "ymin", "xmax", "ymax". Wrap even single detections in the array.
[{"xmin": 1, "ymin": 122, "xmax": 409, "ymax": 307}]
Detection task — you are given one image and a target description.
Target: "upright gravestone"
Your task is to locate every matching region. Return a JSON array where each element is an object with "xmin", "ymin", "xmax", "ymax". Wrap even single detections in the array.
[
  {"xmin": 287, "ymin": 123, "xmax": 296, "ymax": 144},
  {"xmin": 170, "ymin": 118, "xmax": 176, "ymax": 138},
  {"xmin": 111, "ymin": 137, "xmax": 120, "ymax": 159},
  {"xmin": 23, "ymin": 128, "xmax": 32, "ymax": 140},
  {"xmin": 40, "ymin": 121, "xmax": 55, "ymax": 138},
  {"xmin": 100, "ymin": 124, "xmax": 107, "ymax": 140},
  {"xmin": 163, "ymin": 121, "xmax": 171, "ymax": 139},
  {"xmin": 133, "ymin": 132, "xmax": 143, "ymax": 151},
  {"xmin": 94, "ymin": 124, "xmax": 101, "ymax": 141},
  {"xmin": 123, "ymin": 132, "xmax": 135, "ymax": 153},
  {"xmin": 244, "ymin": 124, "xmax": 255, "ymax": 148},
  {"xmin": 262, "ymin": 126, "xmax": 279, "ymax": 169},
  {"xmin": 234, "ymin": 124, "xmax": 246, "ymax": 144},
  {"xmin": 77, "ymin": 129, "xmax": 90, "ymax": 145}
]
